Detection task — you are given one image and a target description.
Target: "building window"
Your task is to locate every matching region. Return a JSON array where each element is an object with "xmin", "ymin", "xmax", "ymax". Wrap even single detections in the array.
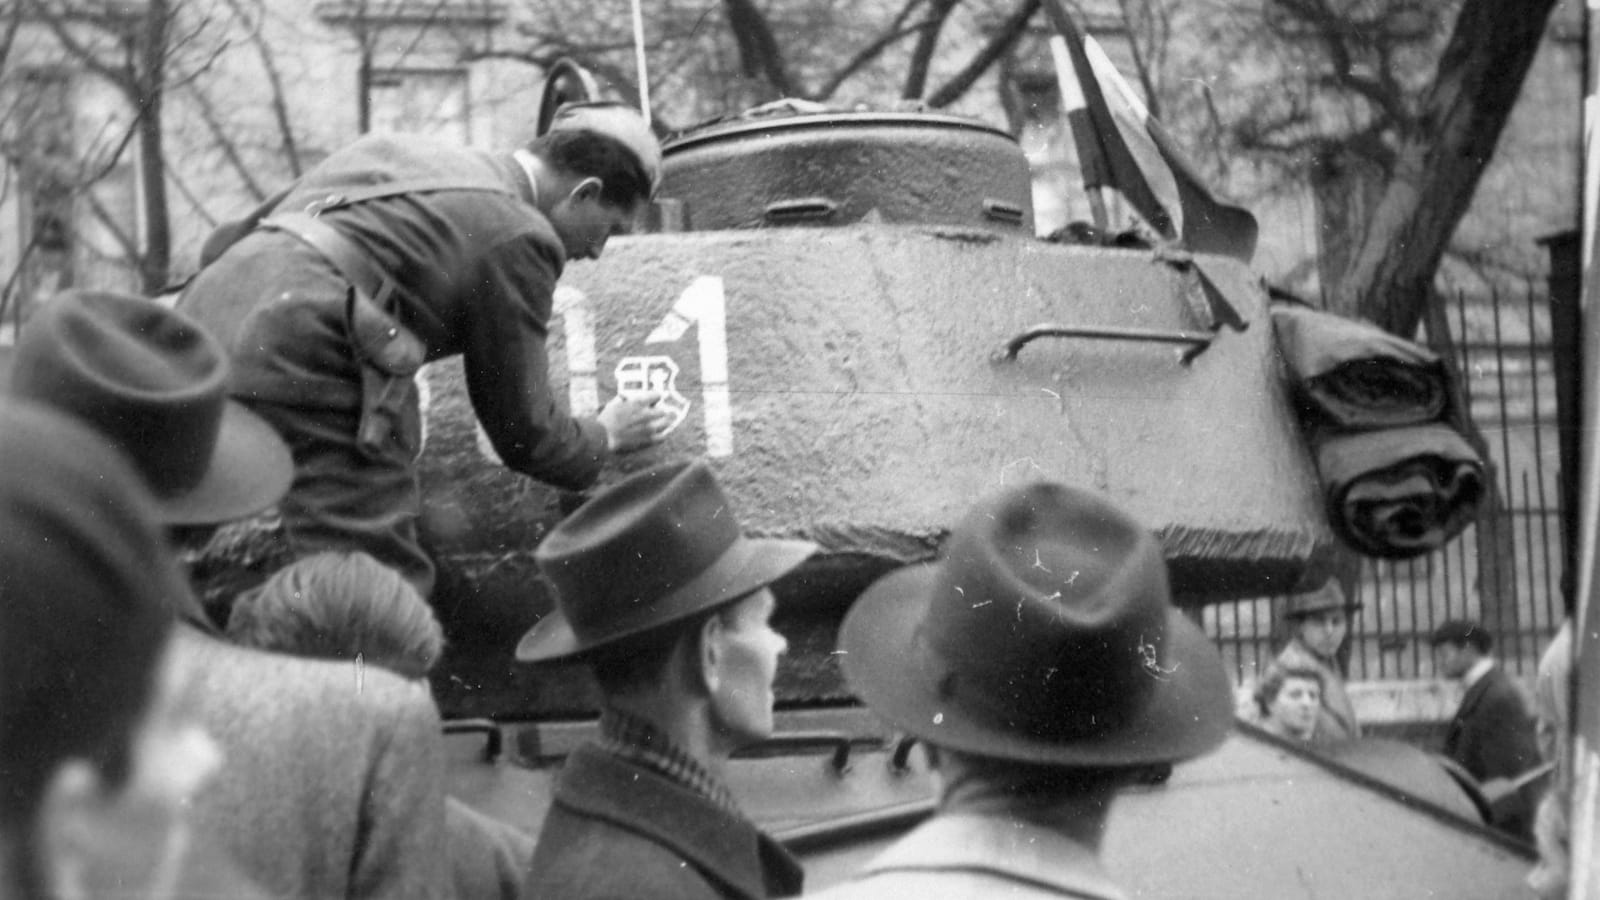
[{"xmin": 369, "ymin": 68, "xmax": 470, "ymax": 142}]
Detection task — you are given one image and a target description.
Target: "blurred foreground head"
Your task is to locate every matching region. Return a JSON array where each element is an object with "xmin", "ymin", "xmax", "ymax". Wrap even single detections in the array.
[{"xmin": 0, "ymin": 401, "xmax": 191, "ymax": 893}]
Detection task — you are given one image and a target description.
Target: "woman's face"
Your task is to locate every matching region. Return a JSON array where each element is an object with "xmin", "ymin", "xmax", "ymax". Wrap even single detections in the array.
[
  {"xmin": 1295, "ymin": 609, "xmax": 1348, "ymax": 659},
  {"xmin": 1267, "ymin": 675, "xmax": 1322, "ymax": 740}
]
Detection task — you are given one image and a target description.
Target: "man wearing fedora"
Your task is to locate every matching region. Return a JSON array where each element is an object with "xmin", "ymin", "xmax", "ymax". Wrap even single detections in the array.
[
  {"xmin": 810, "ymin": 481, "xmax": 1232, "ymax": 900},
  {"xmin": 516, "ymin": 459, "xmax": 816, "ymax": 900},
  {"xmin": 1275, "ymin": 580, "xmax": 1363, "ymax": 743},
  {"xmin": 6, "ymin": 289, "xmax": 453, "ymax": 899},
  {"xmin": 178, "ymin": 101, "xmax": 675, "ymax": 599}
]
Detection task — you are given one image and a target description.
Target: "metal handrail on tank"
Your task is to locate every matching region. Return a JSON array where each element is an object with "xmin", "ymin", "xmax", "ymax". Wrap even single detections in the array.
[{"xmin": 993, "ymin": 323, "xmax": 1216, "ymax": 365}]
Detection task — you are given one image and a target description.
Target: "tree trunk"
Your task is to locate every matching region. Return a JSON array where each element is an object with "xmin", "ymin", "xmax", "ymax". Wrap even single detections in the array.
[
  {"xmin": 723, "ymin": 0, "xmax": 793, "ymax": 99},
  {"xmin": 1331, "ymin": 0, "xmax": 1560, "ymax": 338},
  {"xmin": 136, "ymin": 0, "xmax": 171, "ymax": 293},
  {"xmin": 1310, "ymin": 145, "xmax": 1385, "ymax": 314}
]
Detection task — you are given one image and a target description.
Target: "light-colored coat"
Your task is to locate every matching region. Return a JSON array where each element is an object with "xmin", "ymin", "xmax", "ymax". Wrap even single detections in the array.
[
  {"xmin": 804, "ymin": 812, "xmax": 1128, "ymax": 900},
  {"xmin": 174, "ymin": 628, "xmax": 450, "ymax": 900}
]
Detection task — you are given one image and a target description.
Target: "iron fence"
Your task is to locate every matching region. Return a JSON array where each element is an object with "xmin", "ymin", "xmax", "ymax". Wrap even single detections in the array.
[{"xmin": 1206, "ymin": 285, "xmax": 1565, "ymax": 685}]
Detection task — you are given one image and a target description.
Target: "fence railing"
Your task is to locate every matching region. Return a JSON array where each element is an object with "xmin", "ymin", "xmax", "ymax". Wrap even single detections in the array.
[{"xmin": 1206, "ymin": 285, "xmax": 1565, "ymax": 687}]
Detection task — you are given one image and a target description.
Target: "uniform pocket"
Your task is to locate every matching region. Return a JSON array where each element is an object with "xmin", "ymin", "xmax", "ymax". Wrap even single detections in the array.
[{"xmin": 347, "ymin": 289, "xmax": 426, "ymax": 463}]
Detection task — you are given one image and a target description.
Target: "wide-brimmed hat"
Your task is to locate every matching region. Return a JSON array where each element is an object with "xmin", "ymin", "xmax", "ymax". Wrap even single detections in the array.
[
  {"xmin": 839, "ymin": 481, "xmax": 1232, "ymax": 767},
  {"xmin": 548, "ymin": 101, "xmax": 663, "ymax": 192},
  {"xmin": 1283, "ymin": 580, "xmax": 1362, "ymax": 618},
  {"xmin": 517, "ymin": 460, "xmax": 817, "ymax": 662},
  {"xmin": 6, "ymin": 290, "xmax": 292, "ymax": 525}
]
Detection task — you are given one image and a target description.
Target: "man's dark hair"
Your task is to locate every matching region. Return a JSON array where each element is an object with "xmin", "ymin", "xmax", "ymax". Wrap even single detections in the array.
[
  {"xmin": 527, "ymin": 107, "xmax": 653, "ymax": 209},
  {"xmin": 1431, "ymin": 619, "xmax": 1492, "ymax": 653}
]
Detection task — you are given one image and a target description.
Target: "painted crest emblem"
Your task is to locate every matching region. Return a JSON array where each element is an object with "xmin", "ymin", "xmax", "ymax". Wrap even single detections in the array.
[{"xmin": 615, "ymin": 355, "xmax": 691, "ymax": 436}]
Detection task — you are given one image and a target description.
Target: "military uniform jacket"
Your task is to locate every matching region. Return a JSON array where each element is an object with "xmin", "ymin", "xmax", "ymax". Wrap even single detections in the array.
[
  {"xmin": 181, "ymin": 133, "xmax": 606, "ymax": 490},
  {"xmin": 805, "ymin": 812, "xmax": 1129, "ymax": 899},
  {"xmin": 521, "ymin": 744, "xmax": 803, "ymax": 900}
]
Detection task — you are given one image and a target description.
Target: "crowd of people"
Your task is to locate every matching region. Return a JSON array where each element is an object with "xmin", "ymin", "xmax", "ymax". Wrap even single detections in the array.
[{"xmin": 0, "ymin": 99, "xmax": 1579, "ymax": 899}]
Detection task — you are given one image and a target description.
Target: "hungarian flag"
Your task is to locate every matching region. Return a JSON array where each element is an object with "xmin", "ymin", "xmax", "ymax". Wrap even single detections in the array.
[{"xmin": 1045, "ymin": 0, "xmax": 1258, "ymax": 263}]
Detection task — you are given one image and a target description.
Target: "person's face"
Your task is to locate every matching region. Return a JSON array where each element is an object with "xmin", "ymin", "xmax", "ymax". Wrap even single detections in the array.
[
  {"xmin": 1435, "ymin": 642, "xmax": 1474, "ymax": 679},
  {"xmin": 1295, "ymin": 608, "xmax": 1348, "ymax": 659},
  {"xmin": 43, "ymin": 642, "xmax": 223, "ymax": 900},
  {"xmin": 1267, "ymin": 675, "xmax": 1322, "ymax": 741},
  {"xmin": 547, "ymin": 178, "xmax": 638, "ymax": 261},
  {"xmin": 706, "ymin": 588, "xmax": 788, "ymax": 750}
]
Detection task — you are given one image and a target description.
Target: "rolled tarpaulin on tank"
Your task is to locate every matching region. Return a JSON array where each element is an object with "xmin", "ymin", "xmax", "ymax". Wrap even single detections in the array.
[
  {"xmin": 1314, "ymin": 423, "xmax": 1485, "ymax": 558},
  {"xmin": 1271, "ymin": 303, "xmax": 1450, "ymax": 429}
]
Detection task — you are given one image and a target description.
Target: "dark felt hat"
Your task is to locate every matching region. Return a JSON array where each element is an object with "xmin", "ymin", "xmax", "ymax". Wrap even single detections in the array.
[
  {"xmin": 0, "ymin": 399, "xmax": 190, "ymax": 663},
  {"xmin": 839, "ymin": 481, "xmax": 1232, "ymax": 767},
  {"xmin": 516, "ymin": 460, "xmax": 817, "ymax": 662},
  {"xmin": 6, "ymin": 290, "xmax": 291, "ymax": 525}
]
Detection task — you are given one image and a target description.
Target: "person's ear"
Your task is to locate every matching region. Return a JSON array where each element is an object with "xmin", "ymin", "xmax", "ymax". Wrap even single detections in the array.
[
  {"xmin": 568, "ymin": 176, "xmax": 603, "ymax": 205},
  {"xmin": 696, "ymin": 612, "xmax": 726, "ymax": 698}
]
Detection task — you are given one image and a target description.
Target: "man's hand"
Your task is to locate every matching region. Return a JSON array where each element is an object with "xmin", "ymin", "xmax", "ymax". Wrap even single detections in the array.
[{"xmin": 598, "ymin": 393, "xmax": 675, "ymax": 453}]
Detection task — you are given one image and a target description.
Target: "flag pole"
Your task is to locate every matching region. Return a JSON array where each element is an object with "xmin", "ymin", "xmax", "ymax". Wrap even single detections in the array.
[
  {"xmin": 1049, "ymin": 35, "xmax": 1109, "ymax": 232},
  {"xmin": 630, "ymin": 0, "xmax": 651, "ymax": 126}
]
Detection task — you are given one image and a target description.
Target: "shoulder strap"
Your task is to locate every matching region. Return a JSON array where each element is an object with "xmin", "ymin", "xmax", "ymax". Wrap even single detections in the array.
[{"xmin": 300, "ymin": 177, "xmax": 514, "ymax": 214}]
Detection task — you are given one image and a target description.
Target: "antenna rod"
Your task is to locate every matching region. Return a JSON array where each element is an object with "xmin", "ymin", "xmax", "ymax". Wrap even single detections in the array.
[{"xmin": 631, "ymin": 0, "xmax": 651, "ymax": 125}]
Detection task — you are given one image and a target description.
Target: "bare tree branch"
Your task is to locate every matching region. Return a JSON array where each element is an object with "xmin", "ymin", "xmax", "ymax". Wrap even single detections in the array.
[
  {"xmin": 925, "ymin": 0, "xmax": 1040, "ymax": 109},
  {"xmin": 816, "ymin": 0, "xmax": 927, "ymax": 101},
  {"xmin": 903, "ymin": 0, "xmax": 959, "ymax": 100},
  {"xmin": 722, "ymin": 0, "xmax": 793, "ymax": 98}
]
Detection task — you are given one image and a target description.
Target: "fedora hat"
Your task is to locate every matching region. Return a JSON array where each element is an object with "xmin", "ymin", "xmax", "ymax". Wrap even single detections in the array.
[
  {"xmin": 1283, "ymin": 580, "xmax": 1361, "ymax": 618},
  {"xmin": 7, "ymin": 290, "xmax": 292, "ymax": 525},
  {"xmin": 840, "ymin": 481, "xmax": 1232, "ymax": 767},
  {"xmin": 517, "ymin": 460, "xmax": 817, "ymax": 662}
]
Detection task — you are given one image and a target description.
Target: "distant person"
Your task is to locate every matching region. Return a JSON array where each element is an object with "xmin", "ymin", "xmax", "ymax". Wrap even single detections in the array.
[
  {"xmin": 179, "ymin": 101, "xmax": 675, "ymax": 598},
  {"xmin": 809, "ymin": 481, "xmax": 1232, "ymax": 899},
  {"xmin": 1253, "ymin": 664, "xmax": 1324, "ymax": 744},
  {"xmin": 517, "ymin": 460, "xmax": 817, "ymax": 900},
  {"xmin": 1528, "ymin": 619, "xmax": 1573, "ymax": 898},
  {"xmin": 1277, "ymin": 581, "xmax": 1363, "ymax": 743},
  {"xmin": 229, "ymin": 550, "xmax": 534, "ymax": 900},
  {"xmin": 227, "ymin": 550, "xmax": 446, "ymax": 678},
  {"xmin": 0, "ymin": 402, "xmax": 246, "ymax": 900},
  {"xmin": 1431, "ymin": 619, "xmax": 1541, "ymax": 840},
  {"xmin": 5, "ymin": 290, "xmax": 450, "ymax": 899}
]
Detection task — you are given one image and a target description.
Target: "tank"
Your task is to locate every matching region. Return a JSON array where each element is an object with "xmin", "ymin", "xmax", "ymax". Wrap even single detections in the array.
[
  {"xmin": 183, "ymin": 72, "xmax": 1543, "ymax": 896},
  {"xmin": 380, "ymin": 103, "xmax": 1336, "ymax": 720}
]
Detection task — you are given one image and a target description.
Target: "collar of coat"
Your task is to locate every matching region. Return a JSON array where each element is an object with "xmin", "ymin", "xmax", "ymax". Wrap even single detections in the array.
[
  {"xmin": 859, "ymin": 811, "xmax": 1129, "ymax": 899},
  {"xmin": 553, "ymin": 744, "xmax": 803, "ymax": 899}
]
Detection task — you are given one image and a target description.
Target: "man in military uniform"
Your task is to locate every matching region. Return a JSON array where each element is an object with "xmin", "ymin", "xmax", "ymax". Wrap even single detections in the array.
[
  {"xmin": 811, "ymin": 481, "xmax": 1232, "ymax": 899},
  {"xmin": 516, "ymin": 460, "xmax": 815, "ymax": 900},
  {"xmin": 180, "ymin": 102, "xmax": 674, "ymax": 597}
]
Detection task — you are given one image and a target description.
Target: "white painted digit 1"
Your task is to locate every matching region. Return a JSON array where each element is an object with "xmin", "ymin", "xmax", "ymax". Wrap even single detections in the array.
[{"xmin": 645, "ymin": 275, "xmax": 732, "ymax": 458}]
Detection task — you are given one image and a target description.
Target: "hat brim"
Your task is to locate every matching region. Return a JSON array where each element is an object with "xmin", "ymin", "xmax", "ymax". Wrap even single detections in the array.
[
  {"xmin": 515, "ymin": 535, "xmax": 817, "ymax": 663},
  {"xmin": 840, "ymin": 564, "xmax": 1234, "ymax": 767},
  {"xmin": 156, "ymin": 400, "xmax": 293, "ymax": 525}
]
